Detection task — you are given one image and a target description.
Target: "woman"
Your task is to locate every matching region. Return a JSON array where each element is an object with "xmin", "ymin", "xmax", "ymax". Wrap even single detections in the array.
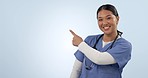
[{"xmin": 70, "ymin": 4, "xmax": 132, "ymax": 78}]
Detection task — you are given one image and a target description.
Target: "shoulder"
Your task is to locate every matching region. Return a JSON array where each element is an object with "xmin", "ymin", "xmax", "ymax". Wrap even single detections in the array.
[
  {"xmin": 116, "ymin": 37, "xmax": 132, "ymax": 49},
  {"xmin": 84, "ymin": 34, "xmax": 101, "ymax": 42},
  {"xmin": 83, "ymin": 34, "xmax": 102, "ymax": 46}
]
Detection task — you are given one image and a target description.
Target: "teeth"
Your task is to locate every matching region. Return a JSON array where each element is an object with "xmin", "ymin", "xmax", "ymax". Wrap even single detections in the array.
[{"xmin": 104, "ymin": 26, "xmax": 109, "ymax": 29}]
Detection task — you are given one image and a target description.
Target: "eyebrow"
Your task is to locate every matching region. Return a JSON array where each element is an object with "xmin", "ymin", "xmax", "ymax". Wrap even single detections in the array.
[{"xmin": 98, "ymin": 15, "xmax": 112, "ymax": 18}]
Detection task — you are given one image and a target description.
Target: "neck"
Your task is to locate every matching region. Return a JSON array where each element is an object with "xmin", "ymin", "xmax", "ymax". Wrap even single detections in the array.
[{"xmin": 103, "ymin": 32, "xmax": 118, "ymax": 42}]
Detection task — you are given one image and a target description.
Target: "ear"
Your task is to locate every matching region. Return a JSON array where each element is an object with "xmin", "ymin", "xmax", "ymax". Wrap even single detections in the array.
[{"xmin": 116, "ymin": 16, "xmax": 119, "ymax": 24}]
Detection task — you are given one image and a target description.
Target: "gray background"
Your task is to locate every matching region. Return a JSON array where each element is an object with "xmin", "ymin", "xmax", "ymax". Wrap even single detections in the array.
[{"xmin": 0, "ymin": 0, "xmax": 148, "ymax": 78}]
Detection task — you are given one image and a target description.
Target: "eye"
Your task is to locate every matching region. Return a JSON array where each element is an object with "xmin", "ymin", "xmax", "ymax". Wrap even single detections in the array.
[
  {"xmin": 98, "ymin": 19, "xmax": 103, "ymax": 22},
  {"xmin": 107, "ymin": 17, "xmax": 111, "ymax": 20}
]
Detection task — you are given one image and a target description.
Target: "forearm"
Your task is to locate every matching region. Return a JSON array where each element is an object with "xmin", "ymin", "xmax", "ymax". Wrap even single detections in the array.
[
  {"xmin": 70, "ymin": 59, "xmax": 82, "ymax": 78},
  {"xmin": 78, "ymin": 42, "xmax": 116, "ymax": 65}
]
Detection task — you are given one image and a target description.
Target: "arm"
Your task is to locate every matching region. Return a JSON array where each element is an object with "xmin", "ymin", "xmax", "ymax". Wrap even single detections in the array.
[
  {"xmin": 70, "ymin": 59, "xmax": 82, "ymax": 78},
  {"xmin": 78, "ymin": 42, "xmax": 116, "ymax": 65},
  {"xmin": 69, "ymin": 30, "xmax": 116, "ymax": 65}
]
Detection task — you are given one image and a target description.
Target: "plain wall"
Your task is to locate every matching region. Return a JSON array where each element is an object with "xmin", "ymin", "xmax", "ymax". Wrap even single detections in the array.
[{"xmin": 0, "ymin": 0, "xmax": 148, "ymax": 78}]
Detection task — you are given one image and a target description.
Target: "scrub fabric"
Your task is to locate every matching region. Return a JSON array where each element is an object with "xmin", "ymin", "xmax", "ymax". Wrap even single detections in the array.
[{"xmin": 74, "ymin": 34, "xmax": 132, "ymax": 78}]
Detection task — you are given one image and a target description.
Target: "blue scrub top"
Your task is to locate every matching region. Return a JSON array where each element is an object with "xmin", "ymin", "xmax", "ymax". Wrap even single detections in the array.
[{"xmin": 74, "ymin": 34, "xmax": 132, "ymax": 78}]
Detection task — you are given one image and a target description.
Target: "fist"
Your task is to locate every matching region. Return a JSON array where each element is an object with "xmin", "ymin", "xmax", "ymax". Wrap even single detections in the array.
[{"xmin": 69, "ymin": 30, "xmax": 83, "ymax": 46}]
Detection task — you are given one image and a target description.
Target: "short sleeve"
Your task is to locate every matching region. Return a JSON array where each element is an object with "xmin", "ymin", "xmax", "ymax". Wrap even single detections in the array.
[
  {"xmin": 74, "ymin": 50, "xmax": 84, "ymax": 62},
  {"xmin": 107, "ymin": 39, "xmax": 132, "ymax": 69},
  {"xmin": 74, "ymin": 35, "xmax": 98, "ymax": 62}
]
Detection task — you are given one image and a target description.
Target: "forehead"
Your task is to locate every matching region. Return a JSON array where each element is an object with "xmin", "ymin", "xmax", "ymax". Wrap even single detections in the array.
[{"xmin": 98, "ymin": 10, "xmax": 114, "ymax": 18}]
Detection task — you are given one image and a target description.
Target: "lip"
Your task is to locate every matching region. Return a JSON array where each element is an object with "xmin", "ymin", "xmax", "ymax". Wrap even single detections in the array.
[{"xmin": 103, "ymin": 26, "xmax": 111, "ymax": 31}]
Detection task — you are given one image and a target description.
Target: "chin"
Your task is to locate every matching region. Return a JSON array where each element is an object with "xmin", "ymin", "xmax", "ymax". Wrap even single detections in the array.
[{"xmin": 103, "ymin": 31, "xmax": 111, "ymax": 35}]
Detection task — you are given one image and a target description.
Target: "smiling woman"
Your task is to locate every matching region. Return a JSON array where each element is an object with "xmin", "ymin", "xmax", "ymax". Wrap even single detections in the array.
[
  {"xmin": 2, "ymin": 0, "xmax": 148, "ymax": 78},
  {"xmin": 70, "ymin": 4, "xmax": 132, "ymax": 78}
]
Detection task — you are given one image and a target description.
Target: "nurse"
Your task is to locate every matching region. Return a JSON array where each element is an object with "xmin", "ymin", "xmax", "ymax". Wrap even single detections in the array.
[{"xmin": 70, "ymin": 4, "xmax": 132, "ymax": 78}]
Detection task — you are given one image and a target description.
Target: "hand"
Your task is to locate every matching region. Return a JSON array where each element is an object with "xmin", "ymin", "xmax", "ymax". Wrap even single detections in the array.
[{"xmin": 69, "ymin": 30, "xmax": 83, "ymax": 46}]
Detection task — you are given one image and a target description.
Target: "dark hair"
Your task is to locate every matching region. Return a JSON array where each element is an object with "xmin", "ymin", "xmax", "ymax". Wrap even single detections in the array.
[{"xmin": 96, "ymin": 4, "xmax": 119, "ymax": 19}]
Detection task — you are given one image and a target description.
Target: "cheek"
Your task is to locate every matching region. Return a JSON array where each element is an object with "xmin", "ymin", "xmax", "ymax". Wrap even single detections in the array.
[
  {"xmin": 98, "ymin": 22, "xmax": 102, "ymax": 27},
  {"xmin": 109, "ymin": 20, "xmax": 116, "ymax": 26},
  {"xmin": 112, "ymin": 18, "xmax": 118, "ymax": 25},
  {"xmin": 98, "ymin": 22, "xmax": 103, "ymax": 30}
]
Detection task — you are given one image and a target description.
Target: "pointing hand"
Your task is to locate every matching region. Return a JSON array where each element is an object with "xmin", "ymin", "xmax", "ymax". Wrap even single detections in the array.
[{"xmin": 69, "ymin": 30, "xmax": 83, "ymax": 46}]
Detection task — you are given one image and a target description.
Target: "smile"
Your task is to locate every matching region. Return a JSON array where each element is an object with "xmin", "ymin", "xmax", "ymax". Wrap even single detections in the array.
[{"xmin": 103, "ymin": 26, "xmax": 111, "ymax": 30}]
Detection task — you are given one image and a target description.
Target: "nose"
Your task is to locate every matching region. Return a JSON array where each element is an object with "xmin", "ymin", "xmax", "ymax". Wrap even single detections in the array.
[{"xmin": 102, "ymin": 19, "xmax": 108, "ymax": 25}]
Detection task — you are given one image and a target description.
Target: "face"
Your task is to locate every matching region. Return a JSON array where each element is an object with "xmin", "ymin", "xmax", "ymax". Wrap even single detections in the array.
[{"xmin": 97, "ymin": 10, "xmax": 119, "ymax": 35}]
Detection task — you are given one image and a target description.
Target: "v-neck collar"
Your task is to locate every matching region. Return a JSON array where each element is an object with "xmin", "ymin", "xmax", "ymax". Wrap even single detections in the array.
[
  {"xmin": 96, "ymin": 36, "xmax": 121, "ymax": 52},
  {"xmin": 102, "ymin": 40, "xmax": 112, "ymax": 48}
]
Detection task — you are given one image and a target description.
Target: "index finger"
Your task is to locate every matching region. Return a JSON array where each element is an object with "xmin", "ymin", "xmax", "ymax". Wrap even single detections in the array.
[{"xmin": 69, "ymin": 30, "xmax": 77, "ymax": 36}]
